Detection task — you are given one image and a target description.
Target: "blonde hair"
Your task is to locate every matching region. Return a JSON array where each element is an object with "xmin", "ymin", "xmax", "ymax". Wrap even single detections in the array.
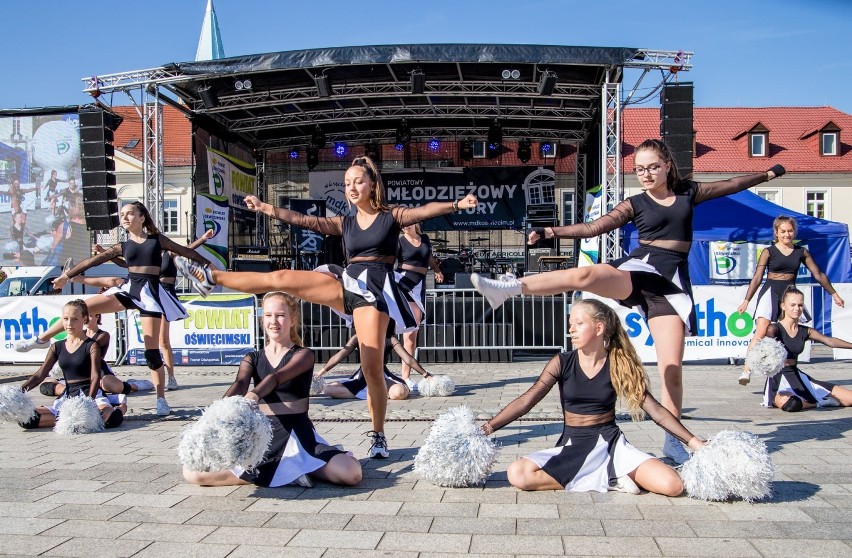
[
  {"xmin": 773, "ymin": 215, "xmax": 797, "ymax": 242},
  {"xmin": 350, "ymin": 156, "xmax": 388, "ymax": 211},
  {"xmin": 261, "ymin": 291, "xmax": 303, "ymax": 346},
  {"xmin": 575, "ymin": 299, "xmax": 648, "ymax": 421}
]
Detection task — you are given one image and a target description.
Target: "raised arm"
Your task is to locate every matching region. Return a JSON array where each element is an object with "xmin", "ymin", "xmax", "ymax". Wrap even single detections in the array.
[
  {"xmin": 802, "ymin": 249, "xmax": 844, "ymax": 307},
  {"xmin": 392, "ymin": 194, "xmax": 478, "ymax": 227},
  {"xmin": 20, "ymin": 345, "xmax": 60, "ymax": 393},
  {"xmin": 389, "ymin": 336, "xmax": 431, "ymax": 378},
  {"xmin": 248, "ymin": 348, "xmax": 316, "ymax": 401},
  {"xmin": 693, "ymin": 165, "xmax": 784, "ymax": 204},
  {"xmin": 529, "ymin": 199, "xmax": 634, "ymax": 244},
  {"xmin": 159, "ymin": 235, "xmax": 211, "ymax": 267},
  {"xmin": 806, "ymin": 327, "xmax": 852, "ymax": 350},
  {"xmin": 640, "ymin": 391, "xmax": 704, "ymax": 449},
  {"xmin": 187, "ymin": 228, "xmax": 215, "ymax": 250},
  {"xmin": 738, "ymin": 248, "xmax": 771, "ymax": 314},
  {"xmin": 317, "ymin": 335, "xmax": 359, "ymax": 376},
  {"xmin": 54, "ymin": 243, "xmax": 124, "ymax": 289},
  {"xmin": 244, "ymin": 195, "xmax": 343, "ymax": 236},
  {"xmin": 223, "ymin": 353, "xmax": 257, "ymax": 397},
  {"xmin": 483, "ymin": 354, "xmax": 561, "ymax": 434}
]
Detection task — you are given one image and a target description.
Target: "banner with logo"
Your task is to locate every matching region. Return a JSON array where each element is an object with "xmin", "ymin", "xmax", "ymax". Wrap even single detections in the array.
[
  {"xmin": 0, "ymin": 295, "xmax": 117, "ymax": 363},
  {"xmin": 830, "ymin": 284, "xmax": 852, "ymax": 359},
  {"xmin": 289, "ymin": 199, "xmax": 325, "ymax": 261},
  {"xmin": 126, "ymin": 293, "xmax": 256, "ymax": 366},
  {"xmin": 584, "ymin": 285, "xmax": 812, "ymax": 362},
  {"xmin": 578, "ymin": 184, "xmax": 603, "ymax": 267},
  {"xmin": 709, "ymin": 242, "xmax": 812, "ymax": 284},
  {"xmin": 206, "ymin": 147, "xmax": 256, "ymax": 210},
  {"xmin": 307, "ymin": 171, "xmax": 352, "ymax": 217},
  {"xmin": 195, "ymin": 194, "xmax": 229, "ymax": 270}
]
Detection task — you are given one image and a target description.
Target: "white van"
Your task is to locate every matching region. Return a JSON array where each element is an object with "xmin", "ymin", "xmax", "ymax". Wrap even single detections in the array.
[{"xmin": 0, "ymin": 264, "xmax": 127, "ymax": 297}]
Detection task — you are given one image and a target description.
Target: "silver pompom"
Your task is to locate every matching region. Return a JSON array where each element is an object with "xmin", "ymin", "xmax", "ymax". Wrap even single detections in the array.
[
  {"xmin": 417, "ymin": 375, "xmax": 456, "ymax": 397},
  {"xmin": 414, "ymin": 405, "xmax": 499, "ymax": 487},
  {"xmin": 0, "ymin": 385, "xmax": 36, "ymax": 424},
  {"xmin": 745, "ymin": 338, "xmax": 787, "ymax": 377},
  {"xmin": 54, "ymin": 395, "xmax": 104, "ymax": 435},
  {"xmin": 178, "ymin": 396, "xmax": 273, "ymax": 472},
  {"xmin": 310, "ymin": 375, "xmax": 326, "ymax": 396},
  {"xmin": 680, "ymin": 430, "xmax": 774, "ymax": 502}
]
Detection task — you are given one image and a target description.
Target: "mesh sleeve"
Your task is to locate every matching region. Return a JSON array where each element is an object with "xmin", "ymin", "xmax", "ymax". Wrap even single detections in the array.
[
  {"xmin": 390, "ymin": 337, "xmax": 430, "ymax": 377},
  {"xmin": 65, "ymin": 244, "xmax": 123, "ymax": 278},
  {"xmin": 392, "ymin": 202, "xmax": 457, "ymax": 227},
  {"xmin": 802, "ymin": 249, "xmax": 836, "ymax": 294},
  {"xmin": 320, "ymin": 335, "xmax": 359, "ymax": 374},
  {"xmin": 270, "ymin": 207, "xmax": 344, "ymax": 236},
  {"xmin": 224, "ymin": 353, "xmax": 256, "ymax": 397},
  {"xmin": 21, "ymin": 344, "xmax": 59, "ymax": 393},
  {"xmin": 640, "ymin": 391, "xmax": 697, "ymax": 445},
  {"xmin": 743, "ymin": 248, "xmax": 770, "ymax": 302},
  {"xmin": 87, "ymin": 341, "xmax": 101, "ymax": 398},
  {"xmin": 693, "ymin": 173, "xmax": 769, "ymax": 204},
  {"xmin": 487, "ymin": 354, "xmax": 562, "ymax": 432},
  {"xmin": 251, "ymin": 348, "xmax": 316, "ymax": 400},
  {"xmin": 548, "ymin": 199, "xmax": 633, "ymax": 239}
]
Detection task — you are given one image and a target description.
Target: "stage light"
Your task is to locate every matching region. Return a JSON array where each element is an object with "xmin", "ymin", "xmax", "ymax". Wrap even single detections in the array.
[
  {"xmin": 235, "ymin": 79, "xmax": 252, "ymax": 91},
  {"xmin": 365, "ymin": 142, "xmax": 380, "ymax": 161},
  {"xmin": 394, "ymin": 143, "xmax": 405, "ymax": 151},
  {"xmin": 289, "ymin": 149, "xmax": 299, "ymax": 160},
  {"xmin": 511, "ymin": 69, "xmax": 520, "ymax": 79},
  {"xmin": 539, "ymin": 141, "xmax": 557, "ymax": 157},
  {"xmin": 517, "ymin": 139, "xmax": 532, "ymax": 163},
  {"xmin": 315, "ymin": 74, "xmax": 332, "ymax": 98},
  {"xmin": 487, "ymin": 121, "xmax": 502, "ymax": 156},
  {"xmin": 311, "ymin": 127, "xmax": 327, "ymax": 149},
  {"xmin": 334, "ymin": 142, "xmax": 347, "ymax": 157},
  {"xmin": 501, "ymin": 69, "xmax": 521, "ymax": 80},
  {"xmin": 198, "ymin": 83, "xmax": 219, "ymax": 108},
  {"xmin": 396, "ymin": 119, "xmax": 412, "ymax": 146},
  {"xmin": 460, "ymin": 140, "xmax": 473, "ymax": 161},
  {"xmin": 307, "ymin": 146, "xmax": 319, "ymax": 170},
  {"xmin": 538, "ymin": 70, "xmax": 557, "ymax": 96},
  {"xmin": 410, "ymin": 69, "xmax": 425, "ymax": 94},
  {"xmin": 428, "ymin": 138, "xmax": 440, "ymax": 151}
]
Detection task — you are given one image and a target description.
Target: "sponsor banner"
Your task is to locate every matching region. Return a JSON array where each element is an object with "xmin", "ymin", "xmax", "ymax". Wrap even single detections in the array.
[
  {"xmin": 578, "ymin": 184, "xmax": 602, "ymax": 267},
  {"xmin": 195, "ymin": 194, "xmax": 229, "ymax": 270},
  {"xmin": 289, "ymin": 199, "xmax": 325, "ymax": 256},
  {"xmin": 206, "ymin": 147, "xmax": 256, "ymax": 210},
  {"xmin": 126, "ymin": 293, "xmax": 256, "ymax": 366},
  {"xmin": 0, "ymin": 295, "xmax": 117, "ymax": 363},
  {"xmin": 831, "ymin": 284, "xmax": 852, "ymax": 359},
  {"xmin": 308, "ymin": 171, "xmax": 352, "ymax": 217},
  {"xmin": 584, "ymin": 285, "xmax": 812, "ymax": 363},
  {"xmin": 709, "ymin": 242, "xmax": 812, "ymax": 284}
]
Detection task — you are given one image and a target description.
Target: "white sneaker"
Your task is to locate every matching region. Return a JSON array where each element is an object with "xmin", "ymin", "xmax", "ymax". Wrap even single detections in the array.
[
  {"xmin": 15, "ymin": 337, "xmax": 49, "ymax": 353},
  {"xmin": 817, "ymin": 396, "xmax": 841, "ymax": 408},
  {"xmin": 127, "ymin": 379, "xmax": 154, "ymax": 391},
  {"xmin": 738, "ymin": 370, "xmax": 751, "ymax": 385},
  {"xmin": 608, "ymin": 475, "xmax": 641, "ymax": 495},
  {"xmin": 156, "ymin": 397, "xmax": 171, "ymax": 416},
  {"xmin": 662, "ymin": 433, "xmax": 691, "ymax": 465},
  {"xmin": 471, "ymin": 273, "xmax": 522, "ymax": 310},
  {"xmin": 367, "ymin": 431, "xmax": 390, "ymax": 459},
  {"xmin": 174, "ymin": 256, "xmax": 214, "ymax": 297},
  {"xmin": 292, "ymin": 474, "xmax": 313, "ymax": 488},
  {"xmin": 166, "ymin": 376, "xmax": 179, "ymax": 391}
]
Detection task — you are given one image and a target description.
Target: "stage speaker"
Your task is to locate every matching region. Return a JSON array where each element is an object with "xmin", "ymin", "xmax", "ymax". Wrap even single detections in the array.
[
  {"xmin": 660, "ymin": 83, "xmax": 694, "ymax": 178},
  {"xmin": 527, "ymin": 248, "xmax": 554, "ymax": 273},
  {"xmin": 455, "ymin": 273, "xmax": 474, "ymax": 289},
  {"xmin": 79, "ymin": 107, "xmax": 120, "ymax": 231},
  {"xmin": 83, "ymin": 200, "xmax": 119, "ymax": 231}
]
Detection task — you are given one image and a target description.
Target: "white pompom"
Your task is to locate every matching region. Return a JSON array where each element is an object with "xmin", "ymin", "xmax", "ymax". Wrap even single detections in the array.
[
  {"xmin": 0, "ymin": 385, "xmax": 36, "ymax": 424},
  {"xmin": 745, "ymin": 338, "xmax": 787, "ymax": 377},
  {"xmin": 680, "ymin": 430, "xmax": 774, "ymax": 502},
  {"xmin": 310, "ymin": 375, "xmax": 326, "ymax": 396},
  {"xmin": 178, "ymin": 396, "xmax": 273, "ymax": 472},
  {"xmin": 36, "ymin": 235, "xmax": 53, "ymax": 252},
  {"xmin": 4, "ymin": 241, "xmax": 18, "ymax": 252},
  {"xmin": 414, "ymin": 405, "xmax": 498, "ymax": 487},
  {"xmin": 417, "ymin": 375, "xmax": 456, "ymax": 397},
  {"xmin": 54, "ymin": 395, "xmax": 104, "ymax": 435}
]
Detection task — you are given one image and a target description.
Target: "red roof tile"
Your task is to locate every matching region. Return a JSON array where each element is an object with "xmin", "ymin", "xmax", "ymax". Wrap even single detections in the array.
[{"xmin": 111, "ymin": 105, "xmax": 192, "ymax": 167}]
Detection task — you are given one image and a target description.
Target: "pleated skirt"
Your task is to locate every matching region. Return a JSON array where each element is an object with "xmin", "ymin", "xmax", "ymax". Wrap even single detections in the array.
[
  {"xmin": 396, "ymin": 270, "xmax": 427, "ymax": 318},
  {"xmin": 104, "ymin": 273, "xmax": 188, "ymax": 322},
  {"xmin": 754, "ymin": 279, "xmax": 811, "ymax": 323},
  {"xmin": 342, "ymin": 262, "xmax": 417, "ymax": 334},
  {"xmin": 763, "ymin": 366, "xmax": 835, "ymax": 407},
  {"xmin": 340, "ymin": 366, "xmax": 407, "ymax": 400}
]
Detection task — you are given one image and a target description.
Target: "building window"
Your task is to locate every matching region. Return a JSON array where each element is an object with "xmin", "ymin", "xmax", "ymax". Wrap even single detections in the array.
[
  {"xmin": 749, "ymin": 133, "xmax": 767, "ymax": 157},
  {"xmin": 806, "ymin": 191, "xmax": 827, "ymax": 219},
  {"xmin": 821, "ymin": 132, "xmax": 838, "ymax": 156},
  {"xmin": 472, "ymin": 141, "xmax": 486, "ymax": 159},
  {"xmin": 755, "ymin": 189, "xmax": 780, "ymax": 205},
  {"xmin": 163, "ymin": 199, "xmax": 180, "ymax": 233}
]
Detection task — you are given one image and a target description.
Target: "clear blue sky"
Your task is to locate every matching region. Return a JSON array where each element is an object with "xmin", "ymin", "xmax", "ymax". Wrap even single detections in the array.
[{"xmin": 3, "ymin": 0, "xmax": 851, "ymax": 113}]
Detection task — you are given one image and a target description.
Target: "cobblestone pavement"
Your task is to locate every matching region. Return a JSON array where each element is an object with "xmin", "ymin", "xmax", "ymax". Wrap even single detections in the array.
[{"xmin": 0, "ymin": 348, "xmax": 850, "ymax": 557}]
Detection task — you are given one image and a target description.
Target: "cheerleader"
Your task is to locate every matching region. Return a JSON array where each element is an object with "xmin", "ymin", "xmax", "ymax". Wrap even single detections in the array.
[
  {"xmin": 737, "ymin": 216, "xmax": 844, "ymax": 385},
  {"xmin": 473, "ymin": 139, "xmax": 783, "ymax": 464},
  {"xmin": 182, "ymin": 292, "xmax": 362, "ymax": 487},
  {"xmin": 482, "ymin": 299, "xmax": 705, "ymax": 495},
  {"xmin": 763, "ymin": 287, "xmax": 852, "ymax": 411},
  {"xmin": 19, "ymin": 300, "xmax": 125, "ymax": 429},
  {"xmin": 397, "ymin": 224, "xmax": 443, "ymax": 391},
  {"xmin": 14, "ymin": 201, "xmax": 211, "ymax": 417},
  {"xmin": 176, "ymin": 156, "xmax": 477, "ymax": 458}
]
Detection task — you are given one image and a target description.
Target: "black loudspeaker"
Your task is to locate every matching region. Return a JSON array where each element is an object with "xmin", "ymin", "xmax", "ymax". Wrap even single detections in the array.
[
  {"xmin": 455, "ymin": 273, "xmax": 474, "ymax": 289},
  {"xmin": 82, "ymin": 187, "xmax": 117, "ymax": 204},
  {"xmin": 660, "ymin": 83, "xmax": 694, "ymax": 178},
  {"xmin": 83, "ymin": 200, "xmax": 119, "ymax": 231},
  {"xmin": 79, "ymin": 107, "xmax": 120, "ymax": 231},
  {"xmin": 460, "ymin": 140, "xmax": 473, "ymax": 161}
]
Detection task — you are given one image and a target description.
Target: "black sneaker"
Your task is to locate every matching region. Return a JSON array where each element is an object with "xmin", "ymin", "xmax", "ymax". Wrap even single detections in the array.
[{"xmin": 367, "ymin": 430, "xmax": 389, "ymax": 459}]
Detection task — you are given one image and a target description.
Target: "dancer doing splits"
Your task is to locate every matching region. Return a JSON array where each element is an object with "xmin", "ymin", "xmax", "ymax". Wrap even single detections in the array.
[
  {"xmin": 762, "ymin": 287, "xmax": 852, "ymax": 411},
  {"xmin": 15, "ymin": 202, "xmax": 212, "ymax": 416},
  {"xmin": 737, "ymin": 216, "xmax": 843, "ymax": 385},
  {"xmin": 482, "ymin": 299, "xmax": 705, "ymax": 495},
  {"xmin": 183, "ymin": 292, "xmax": 362, "ymax": 487},
  {"xmin": 473, "ymin": 139, "xmax": 784, "ymax": 463},
  {"xmin": 176, "ymin": 155, "xmax": 477, "ymax": 458}
]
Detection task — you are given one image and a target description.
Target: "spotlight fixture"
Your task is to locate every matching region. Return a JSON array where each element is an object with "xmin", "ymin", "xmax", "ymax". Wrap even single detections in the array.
[
  {"xmin": 334, "ymin": 142, "xmax": 347, "ymax": 157},
  {"xmin": 517, "ymin": 139, "xmax": 532, "ymax": 163},
  {"xmin": 289, "ymin": 148, "xmax": 299, "ymax": 160},
  {"xmin": 410, "ymin": 69, "xmax": 426, "ymax": 94},
  {"xmin": 428, "ymin": 138, "xmax": 440, "ymax": 152},
  {"xmin": 198, "ymin": 83, "xmax": 219, "ymax": 109},
  {"xmin": 395, "ymin": 119, "xmax": 412, "ymax": 146},
  {"xmin": 311, "ymin": 127, "xmax": 327, "ymax": 149},
  {"xmin": 394, "ymin": 143, "xmax": 405, "ymax": 151},
  {"xmin": 539, "ymin": 141, "xmax": 557, "ymax": 158},
  {"xmin": 314, "ymin": 74, "xmax": 332, "ymax": 98},
  {"xmin": 234, "ymin": 79, "xmax": 252, "ymax": 91},
  {"xmin": 306, "ymin": 146, "xmax": 319, "ymax": 170},
  {"xmin": 538, "ymin": 70, "xmax": 557, "ymax": 96},
  {"xmin": 365, "ymin": 142, "xmax": 381, "ymax": 162},
  {"xmin": 459, "ymin": 140, "xmax": 473, "ymax": 161},
  {"xmin": 501, "ymin": 69, "xmax": 521, "ymax": 80},
  {"xmin": 487, "ymin": 121, "xmax": 502, "ymax": 156}
]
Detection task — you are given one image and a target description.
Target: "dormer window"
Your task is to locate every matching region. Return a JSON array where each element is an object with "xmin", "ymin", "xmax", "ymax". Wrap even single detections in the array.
[
  {"xmin": 750, "ymin": 133, "xmax": 767, "ymax": 157},
  {"xmin": 821, "ymin": 132, "xmax": 838, "ymax": 156}
]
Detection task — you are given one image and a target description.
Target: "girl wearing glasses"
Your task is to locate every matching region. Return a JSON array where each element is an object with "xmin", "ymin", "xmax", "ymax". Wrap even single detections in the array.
[
  {"xmin": 176, "ymin": 155, "xmax": 477, "ymax": 459},
  {"xmin": 473, "ymin": 139, "xmax": 784, "ymax": 464}
]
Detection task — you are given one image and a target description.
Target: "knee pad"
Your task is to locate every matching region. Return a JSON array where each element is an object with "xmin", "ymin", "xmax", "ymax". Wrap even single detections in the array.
[
  {"xmin": 39, "ymin": 382, "xmax": 56, "ymax": 396},
  {"xmin": 144, "ymin": 349, "xmax": 164, "ymax": 370},
  {"xmin": 782, "ymin": 396, "xmax": 803, "ymax": 412},
  {"xmin": 19, "ymin": 412, "xmax": 41, "ymax": 429},
  {"xmin": 121, "ymin": 381, "xmax": 133, "ymax": 395},
  {"xmin": 104, "ymin": 408, "xmax": 124, "ymax": 429}
]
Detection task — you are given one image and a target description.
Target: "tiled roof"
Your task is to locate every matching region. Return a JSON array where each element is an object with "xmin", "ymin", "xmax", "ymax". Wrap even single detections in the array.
[
  {"xmin": 111, "ymin": 105, "xmax": 192, "ymax": 167},
  {"xmin": 623, "ymin": 106, "xmax": 852, "ymax": 173}
]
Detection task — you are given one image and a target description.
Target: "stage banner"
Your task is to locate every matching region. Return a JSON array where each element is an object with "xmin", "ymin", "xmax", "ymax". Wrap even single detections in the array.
[
  {"xmin": 0, "ymin": 295, "xmax": 116, "ymax": 363},
  {"xmin": 307, "ymin": 171, "xmax": 352, "ymax": 217},
  {"xmin": 584, "ymin": 285, "xmax": 812, "ymax": 363},
  {"xmin": 206, "ymin": 147, "xmax": 256, "ymax": 210},
  {"xmin": 578, "ymin": 184, "xmax": 603, "ymax": 266},
  {"xmin": 195, "ymin": 194, "xmax": 229, "ymax": 270},
  {"xmin": 289, "ymin": 199, "xmax": 326, "ymax": 259},
  {"xmin": 830, "ymin": 284, "xmax": 852, "ymax": 359},
  {"xmin": 126, "ymin": 293, "xmax": 256, "ymax": 366},
  {"xmin": 709, "ymin": 242, "xmax": 812, "ymax": 284}
]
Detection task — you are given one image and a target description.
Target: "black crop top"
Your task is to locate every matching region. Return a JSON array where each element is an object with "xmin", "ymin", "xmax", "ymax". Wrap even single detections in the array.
[
  {"xmin": 122, "ymin": 234, "xmax": 164, "ymax": 269},
  {"xmin": 342, "ymin": 212, "xmax": 400, "ymax": 260},
  {"xmin": 53, "ymin": 338, "xmax": 99, "ymax": 384},
  {"xmin": 767, "ymin": 322, "xmax": 810, "ymax": 364},
  {"xmin": 237, "ymin": 346, "xmax": 315, "ymax": 403},
  {"xmin": 160, "ymin": 251, "xmax": 178, "ymax": 279},
  {"xmin": 556, "ymin": 352, "xmax": 617, "ymax": 414},
  {"xmin": 743, "ymin": 244, "xmax": 836, "ymax": 302},
  {"xmin": 398, "ymin": 234, "xmax": 433, "ymax": 268},
  {"xmin": 765, "ymin": 245, "xmax": 806, "ymax": 275}
]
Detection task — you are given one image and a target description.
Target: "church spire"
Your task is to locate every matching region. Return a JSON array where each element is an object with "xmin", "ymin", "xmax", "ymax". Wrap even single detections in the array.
[{"xmin": 195, "ymin": 0, "xmax": 225, "ymax": 61}]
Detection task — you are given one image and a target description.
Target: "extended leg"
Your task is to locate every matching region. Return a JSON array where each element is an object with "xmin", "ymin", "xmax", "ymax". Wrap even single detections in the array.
[
  {"xmin": 506, "ymin": 458, "xmax": 563, "ymax": 491},
  {"xmin": 211, "ymin": 269, "xmax": 346, "ymax": 313}
]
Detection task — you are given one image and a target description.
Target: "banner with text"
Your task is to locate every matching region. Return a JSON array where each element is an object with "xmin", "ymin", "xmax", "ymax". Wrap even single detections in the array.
[
  {"xmin": 578, "ymin": 184, "xmax": 603, "ymax": 267},
  {"xmin": 195, "ymin": 194, "xmax": 229, "ymax": 270},
  {"xmin": 709, "ymin": 242, "xmax": 812, "ymax": 284},
  {"xmin": 126, "ymin": 293, "xmax": 256, "ymax": 366},
  {"xmin": 0, "ymin": 295, "xmax": 117, "ymax": 363},
  {"xmin": 206, "ymin": 147, "xmax": 256, "ymax": 210}
]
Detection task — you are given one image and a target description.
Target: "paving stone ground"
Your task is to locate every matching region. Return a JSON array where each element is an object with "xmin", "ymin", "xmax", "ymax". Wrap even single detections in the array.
[{"xmin": 0, "ymin": 347, "xmax": 850, "ymax": 557}]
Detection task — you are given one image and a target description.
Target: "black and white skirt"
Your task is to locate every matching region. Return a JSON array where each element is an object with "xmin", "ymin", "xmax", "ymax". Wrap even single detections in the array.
[
  {"xmin": 104, "ymin": 273, "xmax": 187, "ymax": 321},
  {"xmin": 754, "ymin": 279, "xmax": 811, "ymax": 323},
  {"xmin": 232, "ymin": 412, "xmax": 346, "ymax": 487},
  {"xmin": 48, "ymin": 383, "xmax": 125, "ymax": 416},
  {"xmin": 763, "ymin": 366, "xmax": 835, "ymax": 407},
  {"xmin": 396, "ymin": 270, "xmax": 427, "ymax": 319},
  {"xmin": 609, "ymin": 245, "xmax": 696, "ymax": 335},
  {"xmin": 340, "ymin": 366, "xmax": 407, "ymax": 400},
  {"xmin": 342, "ymin": 262, "xmax": 417, "ymax": 334},
  {"xmin": 523, "ymin": 421, "xmax": 653, "ymax": 493}
]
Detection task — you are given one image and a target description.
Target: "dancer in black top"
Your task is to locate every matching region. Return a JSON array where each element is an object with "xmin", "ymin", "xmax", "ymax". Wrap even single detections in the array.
[
  {"xmin": 397, "ymin": 224, "xmax": 443, "ymax": 390},
  {"xmin": 761, "ymin": 287, "xmax": 852, "ymax": 411},
  {"xmin": 737, "ymin": 216, "xmax": 844, "ymax": 385},
  {"xmin": 176, "ymin": 155, "xmax": 477, "ymax": 458},
  {"xmin": 183, "ymin": 292, "xmax": 362, "ymax": 487},
  {"xmin": 473, "ymin": 139, "xmax": 784, "ymax": 464},
  {"xmin": 482, "ymin": 299, "xmax": 704, "ymax": 495},
  {"xmin": 14, "ymin": 202, "xmax": 211, "ymax": 417}
]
